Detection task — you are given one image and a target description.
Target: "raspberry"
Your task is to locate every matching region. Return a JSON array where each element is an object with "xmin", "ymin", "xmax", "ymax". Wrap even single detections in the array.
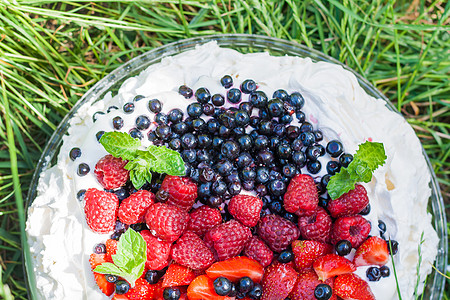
[
  {"xmin": 257, "ymin": 214, "xmax": 300, "ymax": 252},
  {"xmin": 187, "ymin": 205, "xmax": 222, "ymax": 237},
  {"xmin": 84, "ymin": 188, "xmax": 119, "ymax": 233},
  {"xmin": 283, "ymin": 174, "xmax": 318, "ymax": 215},
  {"xmin": 327, "ymin": 184, "xmax": 369, "ymax": 218},
  {"xmin": 228, "ymin": 195, "xmax": 263, "ymax": 227},
  {"xmin": 160, "ymin": 175, "xmax": 198, "ymax": 211},
  {"xmin": 243, "ymin": 236, "xmax": 274, "ymax": 267},
  {"xmin": 140, "ymin": 230, "xmax": 172, "ymax": 270},
  {"xmin": 331, "ymin": 215, "xmax": 371, "ymax": 248},
  {"xmin": 171, "ymin": 231, "xmax": 216, "ymax": 270},
  {"xmin": 204, "ymin": 219, "xmax": 252, "ymax": 261},
  {"xmin": 145, "ymin": 202, "xmax": 189, "ymax": 242},
  {"xmin": 118, "ymin": 190, "xmax": 155, "ymax": 225},
  {"xmin": 298, "ymin": 207, "xmax": 332, "ymax": 243},
  {"xmin": 94, "ymin": 154, "xmax": 129, "ymax": 189}
]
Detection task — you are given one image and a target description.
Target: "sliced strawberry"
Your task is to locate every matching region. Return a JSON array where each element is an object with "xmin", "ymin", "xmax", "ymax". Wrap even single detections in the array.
[
  {"xmin": 261, "ymin": 262, "xmax": 298, "ymax": 300},
  {"xmin": 162, "ymin": 263, "xmax": 196, "ymax": 287},
  {"xmin": 152, "ymin": 279, "xmax": 165, "ymax": 300},
  {"xmin": 105, "ymin": 239, "xmax": 118, "ymax": 261},
  {"xmin": 89, "ymin": 253, "xmax": 108, "ymax": 270},
  {"xmin": 112, "ymin": 294, "xmax": 129, "ymax": 300},
  {"xmin": 124, "ymin": 277, "xmax": 155, "ymax": 300},
  {"xmin": 353, "ymin": 236, "xmax": 389, "ymax": 267},
  {"xmin": 187, "ymin": 275, "xmax": 234, "ymax": 300},
  {"xmin": 291, "ymin": 240, "xmax": 333, "ymax": 271},
  {"xmin": 206, "ymin": 256, "xmax": 264, "ymax": 283},
  {"xmin": 289, "ymin": 270, "xmax": 336, "ymax": 300},
  {"xmin": 313, "ymin": 254, "xmax": 356, "ymax": 281},
  {"xmin": 334, "ymin": 273, "xmax": 375, "ymax": 300},
  {"xmin": 93, "ymin": 273, "xmax": 114, "ymax": 296}
]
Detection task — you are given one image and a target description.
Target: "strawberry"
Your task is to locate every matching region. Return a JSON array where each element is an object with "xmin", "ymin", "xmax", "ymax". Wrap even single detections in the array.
[
  {"xmin": 353, "ymin": 236, "xmax": 389, "ymax": 267},
  {"xmin": 187, "ymin": 205, "xmax": 222, "ymax": 237},
  {"xmin": 289, "ymin": 270, "xmax": 336, "ymax": 300},
  {"xmin": 327, "ymin": 184, "xmax": 369, "ymax": 218},
  {"xmin": 283, "ymin": 174, "xmax": 318, "ymax": 215},
  {"xmin": 187, "ymin": 275, "xmax": 234, "ymax": 300},
  {"xmin": 331, "ymin": 215, "xmax": 371, "ymax": 248},
  {"xmin": 291, "ymin": 240, "xmax": 333, "ymax": 271},
  {"xmin": 89, "ymin": 253, "xmax": 114, "ymax": 296},
  {"xmin": 298, "ymin": 207, "xmax": 332, "ymax": 243},
  {"xmin": 119, "ymin": 190, "xmax": 155, "ymax": 225},
  {"xmin": 123, "ymin": 277, "xmax": 155, "ymax": 300},
  {"xmin": 160, "ymin": 175, "xmax": 198, "ymax": 211},
  {"xmin": 334, "ymin": 273, "xmax": 375, "ymax": 300},
  {"xmin": 243, "ymin": 236, "xmax": 274, "ymax": 267},
  {"xmin": 261, "ymin": 262, "xmax": 298, "ymax": 300},
  {"xmin": 256, "ymin": 214, "xmax": 300, "ymax": 252},
  {"xmin": 162, "ymin": 263, "xmax": 196, "ymax": 287},
  {"xmin": 84, "ymin": 188, "xmax": 119, "ymax": 233},
  {"xmin": 152, "ymin": 279, "xmax": 165, "ymax": 300},
  {"xmin": 140, "ymin": 230, "xmax": 172, "ymax": 270},
  {"xmin": 171, "ymin": 231, "xmax": 215, "ymax": 270},
  {"xmin": 145, "ymin": 202, "xmax": 189, "ymax": 242},
  {"xmin": 206, "ymin": 256, "xmax": 264, "ymax": 283},
  {"xmin": 313, "ymin": 254, "xmax": 356, "ymax": 281},
  {"xmin": 228, "ymin": 194, "xmax": 263, "ymax": 227},
  {"xmin": 105, "ymin": 239, "xmax": 118, "ymax": 261},
  {"xmin": 89, "ymin": 253, "xmax": 108, "ymax": 270},
  {"xmin": 112, "ymin": 294, "xmax": 129, "ymax": 300},
  {"xmin": 204, "ymin": 219, "xmax": 251, "ymax": 261},
  {"xmin": 94, "ymin": 154, "xmax": 129, "ymax": 189}
]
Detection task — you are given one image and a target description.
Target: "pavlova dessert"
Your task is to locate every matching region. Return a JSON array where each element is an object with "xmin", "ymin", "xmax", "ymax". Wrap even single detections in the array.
[{"xmin": 26, "ymin": 41, "xmax": 439, "ymax": 300}]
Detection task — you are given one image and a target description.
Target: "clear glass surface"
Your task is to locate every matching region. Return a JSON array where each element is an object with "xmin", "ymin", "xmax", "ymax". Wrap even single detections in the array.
[{"xmin": 25, "ymin": 34, "xmax": 447, "ymax": 299}]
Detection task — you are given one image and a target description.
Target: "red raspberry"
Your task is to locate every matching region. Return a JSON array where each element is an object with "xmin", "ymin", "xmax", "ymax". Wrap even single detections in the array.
[
  {"xmin": 331, "ymin": 215, "xmax": 371, "ymax": 248},
  {"xmin": 118, "ymin": 190, "xmax": 155, "ymax": 225},
  {"xmin": 140, "ymin": 230, "xmax": 172, "ymax": 270},
  {"xmin": 94, "ymin": 154, "xmax": 129, "ymax": 189},
  {"xmin": 160, "ymin": 175, "xmax": 198, "ymax": 211},
  {"xmin": 145, "ymin": 202, "xmax": 189, "ymax": 242},
  {"xmin": 289, "ymin": 270, "xmax": 336, "ymax": 300},
  {"xmin": 327, "ymin": 184, "xmax": 369, "ymax": 218},
  {"xmin": 228, "ymin": 195, "xmax": 263, "ymax": 227},
  {"xmin": 204, "ymin": 219, "xmax": 252, "ymax": 261},
  {"xmin": 257, "ymin": 214, "xmax": 300, "ymax": 252},
  {"xmin": 84, "ymin": 188, "xmax": 119, "ymax": 233},
  {"xmin": 283, "ymin": 174, "xmax": 318, "ymax": 215},
  {"xmin": 171, "ymin": 231, "xmax": 216, "ymax": 270},
  {"xmin": 243, "ymin": 236, "xmax": 274, "ymax": 267},
  {"xmin": 187, "ymin": 205, "xmax": 222, "ymax": 237},
  {"xmin": 298, "ymin": 207, "xmax": 332, "ymax": 243}
]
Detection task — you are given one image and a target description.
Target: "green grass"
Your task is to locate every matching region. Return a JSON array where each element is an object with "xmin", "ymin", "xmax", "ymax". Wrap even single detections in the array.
[{"xmin": 0, "ymin": 0, "xmax": 449, "ymax": 299}]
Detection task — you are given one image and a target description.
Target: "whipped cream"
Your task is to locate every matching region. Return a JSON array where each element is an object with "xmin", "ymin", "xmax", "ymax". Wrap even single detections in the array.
[{"xmin": 26, "ymin": 41, "xmax": 439, "ymax": 300}]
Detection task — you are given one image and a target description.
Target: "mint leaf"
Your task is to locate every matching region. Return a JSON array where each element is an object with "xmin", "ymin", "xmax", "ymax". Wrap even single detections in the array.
[
  {"xmin": 94, "ymin": 228, "xmax": 146, "ymax": 286},
  {"xmin": 327, "ymin": 141, "xmax": 386, "ymax": 199},
  {"xmin": 99, "ymin": 131, "xmax": 141, "ymax": 160},
  {"xmin": 146, "ymin": 145, "xmax": 186, "ymax": 176}
]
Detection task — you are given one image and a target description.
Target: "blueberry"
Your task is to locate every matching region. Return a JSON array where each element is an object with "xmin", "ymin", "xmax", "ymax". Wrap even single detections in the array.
[
  {"xmin": 282, "ymin": 164, "xmax": 296, "ymax": 178},
  {"xmin": 199, "ymin": 167, "xmax": 215, "ymax": 183},
  {"xmin": 202, "ymin": 103, "xmax": 215, "ymax": 116},
  {"xmin": 228, "ymin": 181, "xmax": 242, "ymax": 195},
  {"xmin": 93, "ymin": 243, "xmax": 106, "ymax": 254},
  {"xmin": 242, "ymin": 180, "xmax": 255, "ymax": 191},
  {"xmin": 69, "ymin": 147, "xmax": 81, "ymax": 161},
  {"xmin": 235, "ymin": 111, "xmax": 250, "ymax": 126},
  {"xmin": 247, "ymin": 283, "xmax": 262, "ymax": 299},
  {"xmin": 240, "ymin": 79, "xmax": 257, "ymax": 94},
  {"xmin": 326, "ymin": 140, "xmax": 343, "ymax": 157},
  {"xmin": 112, "ymin": 116, "xmax": 124, "ymax": 130},
  {"xmin": 181, "ymin": 149, "xmax": 196, "ymax": 163},
  {"xmin": 218, "ymin": 125, "xmax": 231, "ymax": 138},
  {"xmin": 77, "ymin": 189, "xmax": 86, "ymax": 201},
  {"xmin": 195, "ymin": 87, "xmax": 211, "ymax": 103},
  {"xmin": 187, "ymin": 102, "xmax": 203, "ymax": 118},
  {"xmin": 219, "ymin": 111, "xmax": 237, "ymax": 129},
  {"xmin": 215, "ymin": 159, "xmax": 234, "ymax": 176},
  {"xmin": 172, "ymin": 122, "xmax": 188, "ymax": 135},
  {"xmin": 249, "ymin": 91, "xmax": 268, "ymax": 108},
  {"xmin": 249, "ymin": 116, "xmax": 260, "ymax": 128},
  {"xmin": 300, "ymin": 132, "xmax": 315, "ymax": 146},
  {"xmin": 96, "ymin": 131, "xmax": 105, "ymax": 142},
  {"xmin": 339, "ymin": 153, "xmax": 353, "ymax": 167},
  {"xmin": 167, "ymin": 108, "xmax": 183, "ymax": 123},
  {"xmin": 240, "ymin": 166, "xmax": 256, "ymax": 181},
  {"xmin": 335, "ymin": 240, "xmax": 352, "ymax": 256},
  {"xmin": 380, "ymin": 265, "xmax": 390, "ymax": 277},
  {"xmin": 206, "ymin": 119, "xmax": 219, "ymax": 134},
  {"xmin": 289, "ymin": 92, "xmax": 305, "ymax": 109},
  {"xmin": 181, "ymin": 133, "xmax": 197, "ymax": 149},
  {"xmin": 306, "ymin": 145, "xmax": 324, "ymax": 161},
  {"xmin": 282, "ymin": 211, "xmax": 298, "ymax": 223},
  {"xmin": 286, "ymin": 126, "xmax": 300, "ymax": 139},
  {"xmin": 221, "ymin": 140, "xmax": 240, "ymax": 160},
  {"xmin": 296, "ymin": 110, "xmax": 306, "ymax": 123},
  {"xmin": 300, "ymin": 121, "xmax": 313, "ymax": 133},
  {"xmin": 278, "ymin": 250, "xmax": 294, "ymax": 263},
  {"xmin": 114, "ymin": 188, "xmax": 129, "ymax": 201},
  {"xmin": 291, "ymin": 137, "xmax": 303, "ymax": 152},
  {"xmin": 115, "ymin": 280, "xmax": 130, "ymax": 294},
  {"xmin": 155, "ymin": 125, "xmax": 171, "ymax": 140},
  {"xmin": 307, "ymin": 160, "xmax": 321, "ymax": 174},
  {"xmin": 256, "ymin": 167, "xmax": 270, "ymax": 184},
  {"xmin": 277, "ymin": 143, "xmax": 292, "ymax": 159},
  {"xmin": 104, "ymin": 274, "xmax": 118, "ymax": 283},
  {"xmin": 359, "ymin": 203, "xmax": 371, "ymax": 215},
  {"xmin": 123, "ymin": 102, "xmax": 135, "ymax": 113},
  {"xmin": 258, "ymin": 120, "xmax": 274, "ymax": 135},
  {"xmin": 212, "ymin": 180, "xmax": 227, "ymax": 195},
  {"xmin": 237, "ymin": 135, "xmax": 253, "ymax": 152},
  {"xmin": 318, "ymin": 196, "xmax": 329, "ymax": 209},
  {"xmin": 178, "ymin": 85, "xmax": 193, "ymax": 98},
  {"xmin": 214, "ymin": 277, "xmax": 233, "ymax": 296},
  {"xmin": 255, "ymin": 184, "xmax": 268, "ymax": 197},
  {"xmin": 168, "ymin": 138, "xmax": 182, "ymax": 150},
  {"xmin": 207, "ymin": 195, "xmax": 223, "ymax": 208},
  {"xmin": 163, "ymin": 287, "xmax": 181, "ymax": 300},
  {"xmin": 269, "ymin": 200, "xmax": 283, "ymax": 214},
  {"xmin": 280, "ymin": 114, "xmax": 293, "ymax": 124},
  {"xmin": 378, "ymin": 220, "xmax": 387, "ymax": 235},
  {"xmin": 388, "ymin": 240, "xmax": 399, "ymax": 255},
  {"xmin": 254, "ymin": 135, "xmax": 269, "ymax": 150},
  {"xmin": 314, "ymin": 283, "xmax": 332, "ymax": 300},
  {"xmin": 268, "ymin": 179, "xmax": 286, "ymax": 196},
  {"xmin": 239, "ymin": 102, "xmax": 253, "ymax": 114},
  {"xmin": 145, "ymin": 269, "xmax": 163, "ymax": 284},
  {"xmin": 77, "ymin": 163, "xmax": 90, "ymax": 176},
  {"xmin": 326, "ymin": 161, "xmax": 341, "ymax": 175},
  {"xmin": 196, "ymin": 149, "xmax": 211, "ymax": 163},
  {"xmin": 272, "ymin": 89, "xmax": 289, "ymax": 101},
  {"xmin": 238, "ymin": 277, "xmax": 254, "ymax": 294},
  {"xmin": 133, "ymin": 95, "xmax": 145, "ymax": 102},
  {"xmin": 129, "ymin": 128, "xmax": 143, "ymax": 139},
  {"xmin": 192, "ymin": 118, "xmax": 206, "ymax": 132},
  {"xmin": 258, "ymin": 108, "xmax": 270, "ymax": 120},
  {"xmin": 227, "ymin": 88, "xmax": 242, "ymax": 104},
  {"xmin": 273, "ymin": 124, "xmax": 286, "ymax": 137},
  {"xmin": 155, "ymin": 112, "xmax": 169, "ymax": 125},
  {"xmin": 221, "ymin": 75, "xmax": 233, "ymax": 88},
  {"xmin": 366, "ymin": 267, "xmax": 381, "ymax": 281},
  {"xmin": 212, "ymin": 93, "xmax": 225, "ymax": 106},
  {"xmin": 320, "ymin": 174, "xmax": 331, "ymax": 189},
  {"xmin": 236, "ymin": 152, "xmax": 253, "ymax": 168},
  {"xmin": 198, "ymin": 182, "xmax": 212, "ymax": 199},
  {"xmin": 148, "ymin": 99, "xmax": 162, "ymax": 113},
  {"xmin": 314, "ymin": 130, "xmax": 323, "ymax": 142},
  {"xmin": 147, "ymin": 131, "xmax": 157, "ymax": 142}
]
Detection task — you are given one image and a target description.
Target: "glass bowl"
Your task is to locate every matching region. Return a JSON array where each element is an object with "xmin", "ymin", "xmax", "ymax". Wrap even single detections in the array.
[{"xmin": 24, "ymin": 34, "xmax": 447, "ymax": 299}]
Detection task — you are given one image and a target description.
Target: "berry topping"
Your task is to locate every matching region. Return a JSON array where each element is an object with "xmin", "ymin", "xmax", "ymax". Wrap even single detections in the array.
[
  {"xmin": 162, "ymin": 262, "xmax": 196, "ymax": 287},
  {"xmin": 118, "ymin": 190, "xmax": 155, "ymax": 225},
  {"xmin": 213, "ymin": 277, "xmax": 233, "ymax": 296},
  {"xmin": 353, "ymin": 236, "xmax": 389, "ymax": 267},
  {"xmin": 84, "ymin": 188, "xmax": 119, "ymax": 233},
  {"xmin": 257, "ymin": 214, "xmax": 300, "ymax": 252},
  {"xmin": 228, "ymin": 195, "xmax": 263, "ymax": 227},
  {"xmin": 331, "ymin": 215, "xmax": 371, "ymax": 248},
  {"xmin": 298, "ymin": 207, "xmax": 332, "ymax": 243},
  {"xmin": 187, "ymin": 205, "xmax": 222, "ymax": 237},
  {"xmin": 171, "ymin": 231, "xmax": 215, "ymax": 270},
  {"xmin": 261, "ymin": 263, "xmax": 298, "ymax": 300},
  {"xmin": 145, "ymin": 202, "xmax": 189, "ymax": 242},
  {"xmin": 327, "ymin": 184, "xmax": 369, "ymax": 218},
  {"xmin": 334, "ymin": 273, "xmax": 375, "ymax": 300},
  {"xmin": 291, "ymin": 240, "xmax": 333, "ymax": 271},
  {"xmin": 289, "ymin": 270, "xmax": 336, "ymax": 300},
  {"xmin": 243, "ymin": 236, "xmax": 274, "ymax": 268},
  {"xmin": 206, "ymin": 256, "xmax": 264, "ymax": 283},
  {"xmin": 313, "ymin": 254, "xmax": 356, "ymax": 281},
  {"xmin": 140, "ymin": 230, "xmax": 172, "ymax": 270},
  {"xmin": 94, "ymin": 154, "xmax": 129, "ymax": 189},
  {"xmin": 284, "ymin": 174, "xmax": 318, "ymax": 215}
]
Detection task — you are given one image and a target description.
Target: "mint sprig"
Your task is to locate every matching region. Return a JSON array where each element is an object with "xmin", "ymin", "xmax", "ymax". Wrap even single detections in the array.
[
  {"xmin": 327, "ymin": 141, "xmax": 387, "ymax": 199},
  {"xmin": 99, "ymin": 132, "xmax": 185, "ymax": 189},
  {"xmin": 94, "ymin": 228, "xmax": 146, "ymax": 287}
]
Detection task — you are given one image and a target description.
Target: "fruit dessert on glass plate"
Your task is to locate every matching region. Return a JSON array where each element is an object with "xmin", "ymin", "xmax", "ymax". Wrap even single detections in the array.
[{"xmin": 26, "ymin": 41, "xmax": 440, "ymax": 300}]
